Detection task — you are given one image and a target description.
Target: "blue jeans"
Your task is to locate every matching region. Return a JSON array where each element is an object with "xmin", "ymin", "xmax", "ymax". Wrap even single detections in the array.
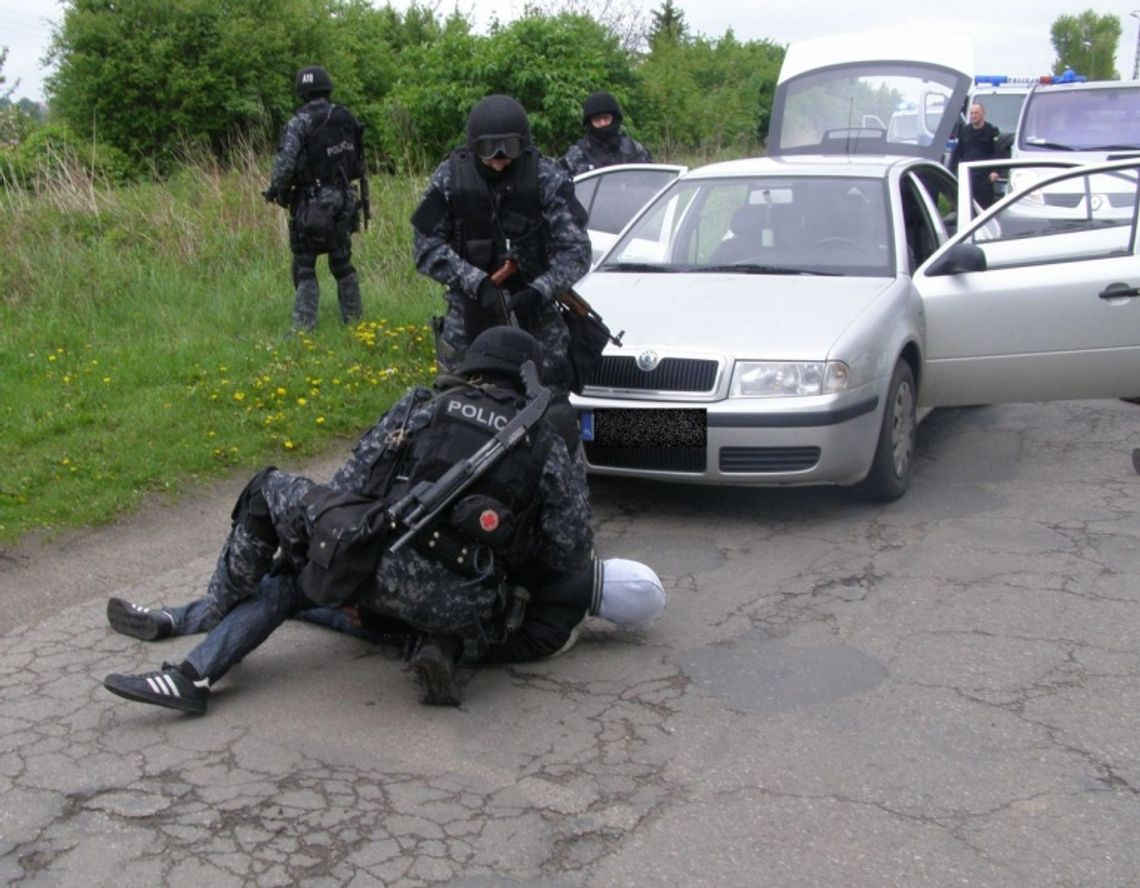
[
  {"xmin": 178, "ymin": 574, "xmax": 310, "ymax": 682},
  {"xmin": 169, "ymin": 576, "xmax": 388, "ymax": 682}
]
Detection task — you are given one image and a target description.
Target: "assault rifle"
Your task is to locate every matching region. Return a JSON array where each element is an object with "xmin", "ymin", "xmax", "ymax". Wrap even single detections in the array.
[
  {"xmin": 491, "ymin": 257, "xmax": 624, "ymax": 347},
  {"xmin": 359, "ymin": 172, "xmax": 371, "ymax": 230},
  {"xmin": 387, "ymin": 360, "xmax": 551, "ymax": 553}
]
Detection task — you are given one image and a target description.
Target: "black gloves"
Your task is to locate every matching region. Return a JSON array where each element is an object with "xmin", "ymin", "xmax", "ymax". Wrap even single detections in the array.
[
  {"xmin": 509, "ymin": 286, "xmax": 544, "ymax": 316},
  {"xmin": 477, "ymin": 278, "xmax": 504, "ymax": 313}
]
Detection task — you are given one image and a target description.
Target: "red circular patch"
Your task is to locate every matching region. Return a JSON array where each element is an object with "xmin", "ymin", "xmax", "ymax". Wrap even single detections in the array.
[{"xmin": 479, "ymin": 509, "xmax": 500, "ymax": 532}]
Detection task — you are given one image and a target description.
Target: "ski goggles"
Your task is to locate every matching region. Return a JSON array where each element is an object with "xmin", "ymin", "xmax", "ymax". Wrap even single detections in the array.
[{"xmin": 473, "ymin": 134, "xmax": 525, "ymax": 161}]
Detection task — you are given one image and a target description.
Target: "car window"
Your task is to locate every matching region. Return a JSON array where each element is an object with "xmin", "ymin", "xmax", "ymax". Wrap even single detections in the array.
[
  {"xmin": 965, "ymin": 164, "xmax": 1139, "ymax": 267},
  {"xmin": 600, "ymin": 176, "xmax": 893, "ymax": 276},
  {"xmin": 900, "ymin": 175, "xmax": 945, "ymax": 270},
  {"xmin": 911, "ymin": 164, "xmax": 959, "ymax": 233},
  {"xmin": 772, "ymin": 61, "xmax": 966, "ymax": 160},
  {"xmin": 574, "ymin": 177, "xmax": 600, "ymax": 215},
  {"xmin": 579, "ymin": 168, "xmax": 684, "ymax": 235}
]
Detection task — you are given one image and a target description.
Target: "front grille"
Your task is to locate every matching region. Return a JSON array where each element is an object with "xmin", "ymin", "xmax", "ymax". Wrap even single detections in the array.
[
  {"xmin": 1042, "ymin": 193, "xmax": 1082, "ymax": 208},
  {"xmin": 719, "ymin": 446, "xmax": 820, "ymax": 473},
  {"xmin": 586, "ymin": 443, "xmax": 706, "ymax": 472},
  {"xmin": 587, "ymin": 355, "xmax": 720, "ymax": 393}
]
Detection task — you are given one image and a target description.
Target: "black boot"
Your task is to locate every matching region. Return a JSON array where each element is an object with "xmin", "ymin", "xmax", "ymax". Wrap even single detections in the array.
[{"xmin": 411, "ymin": 635, "xmax": 462, "ymax": 706}]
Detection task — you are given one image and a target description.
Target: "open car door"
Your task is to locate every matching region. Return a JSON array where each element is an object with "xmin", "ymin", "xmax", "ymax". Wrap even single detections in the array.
[{"xmin": 917, "ymin": 157, "xmax": 1140, "ymax": 406}]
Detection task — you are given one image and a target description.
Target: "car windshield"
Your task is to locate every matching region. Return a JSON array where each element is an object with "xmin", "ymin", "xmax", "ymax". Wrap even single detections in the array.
[
  {"xmin": 978, "ymin": 91, "xmax": 1028, "ymax": 134},
  {"xmin": 1019, "ymin": 85, "xmax": 1140, "ymax": 151},
  {"xmin": 597, "ymin": 175, "xmax": 894, "ymax": 277}
]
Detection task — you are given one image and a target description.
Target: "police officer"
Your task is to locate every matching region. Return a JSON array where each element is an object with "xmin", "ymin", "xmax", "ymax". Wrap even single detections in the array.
[
  {"xmin": 558, "ymin": 91, "xmax": 653, "ymax": 176},
  {"xmin": 265, "ymin": 65, "xmax": 367, "ymax": 331},
  {"xmin": 410, "ymin": 94, "xmax": 591, "ymax": 395},
  {"xmin": 103, "ymin": 328, "xmax": 665, "ymax": 710},
  {"xmin": 948, "ymin": 102, "xmax": 1002, "ymax": 209}
]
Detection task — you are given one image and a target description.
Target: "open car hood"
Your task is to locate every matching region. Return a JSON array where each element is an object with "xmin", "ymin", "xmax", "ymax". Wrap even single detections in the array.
[{"xmin": 767, "ymin": 32, "xmax": 973, "ymax": 162}]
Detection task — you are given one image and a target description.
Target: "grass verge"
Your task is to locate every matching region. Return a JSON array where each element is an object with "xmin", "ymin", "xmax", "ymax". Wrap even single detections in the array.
[{"xmin": 0, "ymin": 149, "xmax": 439, "ymax": 545}]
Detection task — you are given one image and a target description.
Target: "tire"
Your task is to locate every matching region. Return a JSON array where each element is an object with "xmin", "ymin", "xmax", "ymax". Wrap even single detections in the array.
[{"xmin": 854, "ymin": 361, "xmax": 917, "ymax": 502}]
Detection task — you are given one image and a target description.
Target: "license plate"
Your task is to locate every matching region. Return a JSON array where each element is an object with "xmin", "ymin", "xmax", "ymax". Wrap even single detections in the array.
[{"xmin": 588, "ymin": 408, "xmax": 707, "ymax": 448}]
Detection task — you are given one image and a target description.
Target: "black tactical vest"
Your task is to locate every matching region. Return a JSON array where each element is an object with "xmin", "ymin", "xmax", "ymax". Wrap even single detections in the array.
[
  {"xmin": 447, "ymin": 147, "xmax": 548, "ymax": 282},
  {"xmin": 300, "ymin": 102, "xmax": 363, "ymax": 185},
  {"xmin": 389, "ymin": 383, "xmax": 550, "ymax": 569}
]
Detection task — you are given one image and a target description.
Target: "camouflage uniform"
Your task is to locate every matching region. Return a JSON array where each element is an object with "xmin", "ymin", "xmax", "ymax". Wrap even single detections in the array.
[
  {"xmin": 558, "ymin": 132, "xmax": 653, "ymax": 176},
  {"xmin": 173, "ymin": 383, "xmax": 593, "ymax": 672},
  {"xmin": 412, "ymin": 155, "xmax": 591, "ymax": 392},
  {"xmin": 270, "ymin": 96, "xmax": 364, "ymax": 329}
]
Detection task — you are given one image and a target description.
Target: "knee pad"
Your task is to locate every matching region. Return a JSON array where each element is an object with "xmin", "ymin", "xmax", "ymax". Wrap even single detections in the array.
[
  {"xmin": 594, "ymin": 558, "xmax": 665, "ymax": 631},
  {"xmin": 231, "ymin": 466, "xmax": 279, "ymax": 545},
  {"xmin": 292, "ymin": 255, "xmax": 318, "ymax": 284}
]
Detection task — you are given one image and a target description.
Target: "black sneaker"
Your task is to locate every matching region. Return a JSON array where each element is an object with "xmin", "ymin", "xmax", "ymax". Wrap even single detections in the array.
[
  {"xmin": 104, "ymin": 663, "xmax": 210, "ymax": 713},
  {"xmin": 107, "ymin": 597, "xmax": 175, "ymax": 640},
  {"xmin": 411, "ymin": 636, "xmax": 461, "ymax": 706}
]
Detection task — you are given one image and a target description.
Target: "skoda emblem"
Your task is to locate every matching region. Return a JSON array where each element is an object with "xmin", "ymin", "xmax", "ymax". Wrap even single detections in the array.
[{"xmin": 636, "ymin": 350, "xmax": 661, "ymax": 372}]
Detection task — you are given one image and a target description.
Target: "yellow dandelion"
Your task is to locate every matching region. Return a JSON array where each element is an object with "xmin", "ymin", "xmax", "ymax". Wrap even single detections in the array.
[
  {"xmin": 233, "ymin": 392, "xmax": 246, "ymax": 401},
  {"xmin": 103, "ymin": 377, "xmax": 111, "ymax": 384},
  {"xmin": 276, "ymin": 387, "xmax": 287, "ymax": 396},
  {"xmin": 316, "ymin": 416, "xmax": 326, "ymax": 425},
  {"xmin": 284, "ymin": 440, "xmax": 295, "ymax": 450},
  {"xmin": 296, "ymin": 397, "xmax": 307, "ymax": 406}
]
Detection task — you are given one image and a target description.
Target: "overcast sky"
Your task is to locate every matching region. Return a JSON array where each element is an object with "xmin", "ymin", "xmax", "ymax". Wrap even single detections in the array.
[{"xmin": 3, "ymin": 0, "xmax": 1139, "ymax": 102}]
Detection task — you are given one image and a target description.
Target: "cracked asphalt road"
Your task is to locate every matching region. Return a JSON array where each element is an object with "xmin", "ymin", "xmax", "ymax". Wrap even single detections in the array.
[{"xmin": 1, "ymin": 399, "xmax": 1137, "ymax": 887}]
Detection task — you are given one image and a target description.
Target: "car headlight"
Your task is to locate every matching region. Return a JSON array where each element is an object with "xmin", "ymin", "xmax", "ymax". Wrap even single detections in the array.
[{"xmin": 730, "ymin": 361, "xmax": 850, "ymax": 397}]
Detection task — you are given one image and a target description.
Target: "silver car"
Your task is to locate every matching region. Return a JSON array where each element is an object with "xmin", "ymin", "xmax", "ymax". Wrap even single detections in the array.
[{"xmin": 571, "ymin": 33, "xmax": 1140, "ymax": 500}]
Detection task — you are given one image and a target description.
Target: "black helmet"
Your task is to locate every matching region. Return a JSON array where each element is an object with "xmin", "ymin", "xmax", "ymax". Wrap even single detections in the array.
[
  {"xmin": 296, "ymin": 66, "xmax": 333, "ymax": 99},
  {"xmin": 457, "ymin": 327, "xmax": 543, "ymax": 382},
  {"xmin": 581, "ymin": 91, "xmax": 623, "ymax": 128},
  {"xmin": 466, "ymin": 95, "xmax": 531, "ymax": 161}
]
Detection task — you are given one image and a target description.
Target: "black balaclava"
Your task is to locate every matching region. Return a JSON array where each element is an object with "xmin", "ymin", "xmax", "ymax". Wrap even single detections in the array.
[{"xmin": 581, "ymin": 90, "xmax": 623, "ymax": 146}]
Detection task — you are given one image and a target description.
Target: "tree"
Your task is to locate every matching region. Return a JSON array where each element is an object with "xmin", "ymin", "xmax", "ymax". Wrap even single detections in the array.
[
  {"xmin": 1051, "ymin": 10, "xmax": 1122, "ymax": 80},
  {"xmin": 45, "ymin": 0, "xmax": 419, "ymax": 171},
  {"xmin": 380, "ymin": 12, "xmax": 639, "ymax": 168},
  {"xmin": 648, "ymin": 0, "xmax": 687, "ymax": 49},
  {"xmin": 0, "ymin": 46, "xmax": 14, "ymax": 101},
  {"xmin": 521, "ymin": 0, "xmax": 649, "ymax": 52}
]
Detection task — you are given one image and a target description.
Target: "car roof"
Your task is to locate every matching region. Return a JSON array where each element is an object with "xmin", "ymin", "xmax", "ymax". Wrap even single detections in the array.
[
  {"xmin": 1029, "ymin": 80, "xmax": 1140, "ymax": 94},
  {"xmin": 680, "ymin": 154, "xmax": 911, "ymax": 180}
]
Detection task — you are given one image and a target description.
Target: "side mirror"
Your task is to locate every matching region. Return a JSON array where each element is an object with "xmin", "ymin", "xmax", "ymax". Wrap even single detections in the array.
[{"xmin": 925, "ymin": 243, "xmax": 986, "ymax": 276}]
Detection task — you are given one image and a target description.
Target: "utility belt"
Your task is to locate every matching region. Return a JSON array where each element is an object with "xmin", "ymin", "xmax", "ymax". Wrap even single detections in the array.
[{"xmin": 392, "ymin": 518, "xmax": 506, "ymax": 584}]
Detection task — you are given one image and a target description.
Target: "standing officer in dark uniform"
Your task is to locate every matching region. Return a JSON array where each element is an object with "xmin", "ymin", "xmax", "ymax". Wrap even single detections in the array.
[
  {"xmin": 948, "ymin": 102, "xmax": 1002, "ymax": 209},
  {"xmin": 410, "ymin": 94, "xmax": 592, "ymax": 395},
  {"xmin": 102, "ymin": 328, "xmax": 665, "ymax": 710},
  {"xmin": 558, "ymin": 91, "xmax": 653, "ymax": 176},
  {"xmin": 265, "ymin": 65, "xmax": 368, "ymax": 331}
]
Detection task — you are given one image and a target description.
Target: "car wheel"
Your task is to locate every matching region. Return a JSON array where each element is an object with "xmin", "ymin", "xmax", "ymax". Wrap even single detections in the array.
[{"xmin": 854, "ymin": 361, "xmax": 916, "ymax": 502}]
